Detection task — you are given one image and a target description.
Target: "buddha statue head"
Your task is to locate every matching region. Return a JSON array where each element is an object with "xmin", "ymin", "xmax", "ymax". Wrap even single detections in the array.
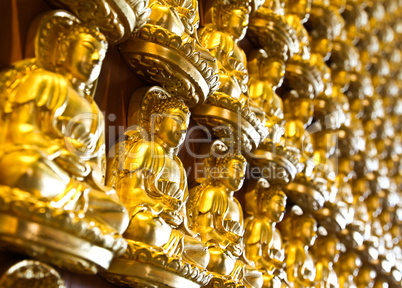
[
  {"xmin": 35, "ymin": 12, "xmax": 107, "ymax": 88},
  {"xmin": 341, "ymin": 0, "xmax": 369, "ymax": 43},
  {"xmin": 364, "ymin": 0, "xmax": 385, "ymax": 29},
  {"xmin": 212, "ymin": 0, "xmax": 251, "ymax": 41},
  {"xmin": 327, "ymin": 40, "xmax": 361, "ymax": 89},
  {"xmin": 248, "ymin": 49, "xmax": 286, "ymax": 89},
  {"xmin": 287, "ymin": 211, "xmax": 317, "ymax": 246},
  {"xmin": 356, "ymin": 31, "xmax": 380, "ymax": 68},
  {"xmin": 140, "ymin": 90, "xmax": 191, "ymax": 151},
  {"xmin": 248, "ymin": 8, "xmax": 299, "ymax": 62},
  {"xmin": 206, "ymin": 141, "xmax": 247, "ymax": 192},
  {"xmin": 256, "ymin": 185, "xmax": 287, "ymax": 222},
  {"xmin": 311, "ymin": 232, "xmax": 340, "ymax": 261},
  {"xmin": 356, "ymin": 265, "xmax": 377, "ymax": 288}
]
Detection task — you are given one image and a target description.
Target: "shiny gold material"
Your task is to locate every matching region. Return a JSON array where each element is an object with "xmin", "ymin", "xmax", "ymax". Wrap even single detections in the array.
[
  {"xmin": 103, "ymin": 86, "xmax": 212, "ymax": 287},
  {"xmin": 187, "ymin": 141, "xmax": 262, "ymax": 288},
  {"xmin": 244, "ymin": 179, "xmax": 288, "ymax": 288},
  {"xmin": 310, "ymin": 233, "xmax": 340, "ymax": 287},
  {"xmin": 334, "ymin": 251, "xmax": 361, "ymax": 288},
  {"xmin": 192, "ymin": 0, "xmax": 268, "ymax": 152},
  {"xmin": 119, "ymin": 0, "xmax": 220, "ymax": 107},
  {"xmin": 278, "ymin": 208, "xmax": 317, "ymax": 287},
  {"xmin": 0, "ymin": 260, "xmax": 66, "ymax": 288},
  {"xmin": 0, "ymin": 10, "xmax": 129, "ymax": 273},
  {"xmin": 46, "ymin": 0, "xmax": 151, "ymax": 44}
]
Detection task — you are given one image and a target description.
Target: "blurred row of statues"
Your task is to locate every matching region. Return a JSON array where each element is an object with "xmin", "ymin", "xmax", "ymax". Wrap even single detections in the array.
[{"xmin": 0, "ymin": 0, "xmax": 400, "ymax": 287}]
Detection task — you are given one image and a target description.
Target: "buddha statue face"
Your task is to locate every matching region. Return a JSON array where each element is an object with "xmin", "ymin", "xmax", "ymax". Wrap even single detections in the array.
[
  {"xmin": 294, "ymin": 215, "xmax": 317, "ymax": 246},
  {"xmin": 154, "ymin": 108, "xmax": 190, "ymax": 148},
  {"xmin": 222, "ymin": 8, "xmax": 249, "ymax": 40},
  {"xmin": 259, "ymin": 191, "xmax": 287, "ymax": 222},
  {"xmin": 220, "ymin": 158, "xmax": 247, "ymax": 192},
  {"xmin": 301, "ymin": 218, "xmax": 317, "ymax": 246},
  {"xmin": 60, "ymin": 32, "xmax": 107, "ymax": 84}
]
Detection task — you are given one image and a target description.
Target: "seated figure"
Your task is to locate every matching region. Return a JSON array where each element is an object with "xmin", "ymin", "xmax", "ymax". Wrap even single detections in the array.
[
  {"xmin": 187, "ymin": 141, "xmax": 262, "ymax": 287},
  {"xmin": 278, "ymin": 209, "xmax": 317, "ymax": 288},
  {"xmin": 310, "ymin": 233, "xmax": 340, "ymax": 288},
  {"xmin": 106, "ymin": 86, "xmax": 209, "ymax": 269},
  {"xmin": 0, "ymin": 11, "xmax": 129, "ymax": 272},
  {"xmin": 244, "ymin": 179, "xmax": 288, "ymax": 287},
  {"xmin": 248, "ymin": 49, "xmax": 285, "ymax": 142},
  {"xmin": 198, "ymin": 0, "xmax": 252, "ymax": 101}
]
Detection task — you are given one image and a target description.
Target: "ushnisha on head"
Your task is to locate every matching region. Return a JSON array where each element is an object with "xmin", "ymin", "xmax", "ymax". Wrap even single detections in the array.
[
  {"xmin": 206, "ymin": 140, "xmax": 247, "ymax": 192},
  {"xmin": 35, "ymin": 11, "xmax": 107, "ymax": 88}
]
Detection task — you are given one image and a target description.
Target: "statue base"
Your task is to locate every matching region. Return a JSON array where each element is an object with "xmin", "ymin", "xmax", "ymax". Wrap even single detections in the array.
[
  {"xmin": 250, "ymin": 142, "xmax": 301, "ymax": 185},
  {"xmin": 0, "ymin": 188, "xmax": 126, "ymax": 274},
  {"xmin": 284, "ymin": 179, "xmax": 326, "ymax": 212},
  {"xmin": 314, "ymin": 203, "xmax": 347, "ymax": 233},
  {"xmin": 101, "ymin": 241, "xmax": 212, "ymax": 288},
  {"xmin": 120, "ymin": 24, "xmax": 219, "ymax": 107}
]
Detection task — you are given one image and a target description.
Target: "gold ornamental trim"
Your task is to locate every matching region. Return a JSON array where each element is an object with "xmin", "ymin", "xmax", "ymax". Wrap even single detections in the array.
[
  {"xmin": 102, "ymin": 240, "xmax": 213, "ymax": 288},
  {"xmin": 191, "ymin": 103, "xmax": 267, "ymax": 152},
  {"xmin": 284, "ymin": 182, "xmax": 326, "ymax": 212},
  {"xmin": 0, "ymin": 214, "xmax": 114, "ymax": 273},
  {"xmin": 46, "ymin": 0, "xmax": 151, "ymax": 44},
  {"xmin": 120, "ymin": 24, "xmax": 220, "ymax": 107}
]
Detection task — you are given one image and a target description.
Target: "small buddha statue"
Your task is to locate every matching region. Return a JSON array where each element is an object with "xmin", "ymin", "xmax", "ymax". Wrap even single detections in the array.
[
  {"xmin": 187, "ymin": 141, "xmax": 262, "ymax": 287},
  {"xmin": 198, "ymin": 0, "xmax": 252, "ymax": 100},
  {"xmin": 310, "ymin": 233, "xmax": 340, "ymax": 288},
  {"xmin": 248, "ymin": 49, "xmax": 285, "ymax": 142},
  {"xmin": 334, "ymin": 251, "xmax": 361, "ymax": 288},
  {"xmin": 0, "ymin": 11, "xmax": 129, "ymax": 272},
  {"xmin": 278, "ymin": 209, "xmax": 317, "ymax": 288},
  {"xmin": 244, "ymin": 179, "xmax": 287, "ymax": 287},
  {"xmin": 106, "ymin": 87, "xmax": 209, "ymax": 270},
  {"xmin": 283, "ymin": 0, "xmax": 312, "ymax": 59},
  {"xmin": 304, "ymin": 2, "xmax": 344, "ymax": 61}
]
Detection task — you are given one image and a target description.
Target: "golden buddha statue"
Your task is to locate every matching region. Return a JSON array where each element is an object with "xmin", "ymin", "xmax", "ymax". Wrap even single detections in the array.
[
  {"xmin": 304, "ymin": 1, "xmax": 345, "ymax": 60},
  {"xmin": 334, "ymin": 251, "xmax": 361, "ymax": 288},
  {"xmin": 248, "ymin": 49, "xmax": 285, "ymax": 142},
  {"xmin": 283, "ymin": 0, "xmax": 312, "ymax": 59},
  {"xmin": 0, "ymin": 10, "xmax": 129, "ymax": 273},
  {"xmin": 187, "ymin": 141, "xmax": 263, "ymax": 287},
  {"xmin": 103, "ymin": 86, "xmax": 211, "ymax": 287},
  {"xmin": 310, "ymin": 233, "xmax": 340, "ymax": 288},
  {"xmin": 244, "ymin": 179, "xmax": 287, "ymax": 287},
  {"xmin": 341, "ymin": 0, "xmax": 369, "ymax": 44},
  {"xmin": 278, "ymin": 209, "xmax": 317, "ymax": 288},
  {"xmin": 198, "ymin": 0, "xmax": 252, "ymax": 101}
]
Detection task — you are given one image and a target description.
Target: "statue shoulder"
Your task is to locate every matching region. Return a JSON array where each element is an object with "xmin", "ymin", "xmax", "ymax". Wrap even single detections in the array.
[
  {"xmin": 107, "ymin": 131, "xmax": 165, "ymax": 185},
  {"xmin": 198, "ymin": 25, "xmax": 234, "ymax": 51},
  {"xmin": 244, "ymin": 217, "xmax": 272, "ymax": 245},
  {"xmin": 197, "ymin": 185, "xmax": 228, "ymax": 215},
  {"xmin": 123, "ymin": 138, "xmax": 165, "ymax": 172},
  {"xmin": 1, "ymin": 59, "xmax": 68, "ymax": 112}
]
